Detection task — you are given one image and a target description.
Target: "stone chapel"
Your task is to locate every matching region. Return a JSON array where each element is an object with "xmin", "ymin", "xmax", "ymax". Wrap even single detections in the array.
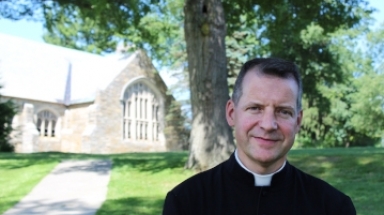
[{"xmin": 0, "ymin": 33, "xmax": 187, "ymax": 153}]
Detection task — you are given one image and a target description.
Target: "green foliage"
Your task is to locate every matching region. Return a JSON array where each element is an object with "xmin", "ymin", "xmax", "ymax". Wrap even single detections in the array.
[
  {"xmin": 0, "ymin": 88, "xmax": 16, "ymax": 152},
  {"xmin": 222, "ymin": 0, "xmax": 378, "ymax": 148},
  {"xmin": 255, "ymin": 1, "xmax": 372, "ymax": 147},
  {"xmin": 1, "ymin": 0, "xmax": 381, "ymax": 148},
  {"xmin": 43, "ymin": 6, "xmax": 119, "ymax": 54},
  {"xmin": 350, "ymin": 71, "xmax": 384, "ymax": 138},
  {"xmin": 226, "ymin": 16, "xmax": 261, "ymax": 95},
  {"xmin": 42, "ymin": 0, "xmax": 186, "ymax": 66},
  {"xmin": 294, "ymin": 20, "xmax": 384, "ymax": 148}
]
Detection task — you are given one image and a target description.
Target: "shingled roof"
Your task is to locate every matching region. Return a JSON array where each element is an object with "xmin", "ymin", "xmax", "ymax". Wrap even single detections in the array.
[{"xmin": 0, "ymin": 33, "xmax": 135, "ymax": 105}]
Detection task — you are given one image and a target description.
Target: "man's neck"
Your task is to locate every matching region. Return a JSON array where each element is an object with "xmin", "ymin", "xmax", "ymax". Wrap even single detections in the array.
[
  {"xmin": 236, "ymin": 149, "xmax": 286, "ymax": 174},
  {"xmin": 235, "ymin": 149, "xmax": 286, "ymax": 186}
]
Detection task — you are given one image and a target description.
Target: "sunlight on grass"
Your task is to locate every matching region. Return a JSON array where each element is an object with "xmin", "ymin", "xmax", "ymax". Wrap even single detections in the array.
[
  {"xmin": 0, "ymin": 152, "xmax": 105, "ymax": 214},
  {"xmin": 97, "ymin": 152, "xmax": 194, "ymax": 215},
  {"xmin": 0, "ymin": 154, "xmax": 59, "ymax": 214},
  {"xmin": 288, "ymin": 147, "xmax": 384, "ymax": 215},
  {"xmin": 1, "ymin": 148, "xmax": 383, "ymax": 215}
]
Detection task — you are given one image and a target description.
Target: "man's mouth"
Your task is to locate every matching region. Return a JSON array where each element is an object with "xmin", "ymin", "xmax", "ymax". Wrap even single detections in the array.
[{"xmin": 252, "ymin": 136, "xmax": 279, "ymax": 145}]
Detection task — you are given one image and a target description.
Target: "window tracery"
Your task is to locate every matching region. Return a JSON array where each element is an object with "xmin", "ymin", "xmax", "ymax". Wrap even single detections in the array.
[
  {"xmin": 123, "ymin": 82, "xmax": 160, "ymax": 141},
  {"xmin": 36, "ymin": 110, "xmax": 57, "ymax": 137}
]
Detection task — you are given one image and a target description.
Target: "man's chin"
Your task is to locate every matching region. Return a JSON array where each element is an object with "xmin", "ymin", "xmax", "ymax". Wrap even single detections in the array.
[{"xmin": 250, "ymin": 154, "xmax": 278, "ymax": 166}]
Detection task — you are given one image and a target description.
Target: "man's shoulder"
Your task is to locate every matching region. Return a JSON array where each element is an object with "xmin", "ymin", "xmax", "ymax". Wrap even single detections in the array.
[
  {"xmin": 169, "ymin": 160, "xmax": 228, "ymax": 196},
  {"xmin": 163, "ymin": 157, "xmax": 243, "ymax": 215}
]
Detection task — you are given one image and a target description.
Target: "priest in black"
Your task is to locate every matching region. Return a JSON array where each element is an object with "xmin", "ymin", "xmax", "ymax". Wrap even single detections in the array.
[{"xmin": 163, "ymin": 58, "xmax": 356, "ymax": 215}]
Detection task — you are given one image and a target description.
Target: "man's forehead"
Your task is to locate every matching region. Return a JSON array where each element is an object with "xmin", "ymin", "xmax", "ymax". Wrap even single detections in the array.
[
  {"xmin": 246, "ymin": 67, "xmax": 295, "ymax": 80},
  {"xmin": 241, "ymin": 71, "xmax": 299, "ymax": 106}
]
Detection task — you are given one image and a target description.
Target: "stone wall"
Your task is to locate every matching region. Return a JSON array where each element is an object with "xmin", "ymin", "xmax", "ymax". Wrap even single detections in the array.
[
  {"xmin": 5, "ymin": 97, "xmax": 66, "ymax": 153},
  {"xmin": 87, "ymin": 51, "xmax": 169, "ymax": 153},
  {"xmin": 61, "ymin": 102, "xmax": 92, "ymax": 153},
  {"xmin": 5, "ymin": 51, "xmax": 187, "ymax": 154}
]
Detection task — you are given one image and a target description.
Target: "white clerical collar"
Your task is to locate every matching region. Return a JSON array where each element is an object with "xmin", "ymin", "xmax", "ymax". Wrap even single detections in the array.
[{"xmin": 235, "ymin": 149, "xmax": 286, "ymax": 186}]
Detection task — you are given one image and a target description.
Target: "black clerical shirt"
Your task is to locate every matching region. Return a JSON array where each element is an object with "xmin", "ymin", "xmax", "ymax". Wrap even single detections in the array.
[{"xmin": 163, "ymin": 153, "xmax": 356, "ymax": 215}]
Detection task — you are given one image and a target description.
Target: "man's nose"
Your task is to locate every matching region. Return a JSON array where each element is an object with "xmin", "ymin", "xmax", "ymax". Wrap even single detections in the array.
[{"xmin": 260, "ymin": 110, "xmax": 278, "ymax": 131}]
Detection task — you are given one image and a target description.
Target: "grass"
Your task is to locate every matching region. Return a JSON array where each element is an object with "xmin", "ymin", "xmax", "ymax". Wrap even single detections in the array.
[
  {"xmin": 0, "ymin": 152, "xmax": 194, "ymax": 215},
  {"xmin": 0, "ymin": 153, "xmax": 57, "ymax": 214},
  {"xmin": 96, "ymin": 152, "xmax": 194, "ymax": 215},
  {"xmin": 288, "ymin": 147, "xmax": 384, "ymax": 215},
  {"xmin": 0, "ymin": 152, "xmax": 105, "ymax": 214},
  {"xmin": 0, "ymin": 147, "xmax": 383, "ymax": 215}
]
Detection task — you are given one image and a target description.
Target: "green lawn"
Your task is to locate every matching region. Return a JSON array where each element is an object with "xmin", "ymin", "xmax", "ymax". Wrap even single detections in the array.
[
  {"xmin": 0, "ymin": 147, "xmax": 383, "ymax": 215},
  {"xmin": 288, "ymin": 148, "xmax": 384, "ymax": 215},
  {"xmin": 0, "ymin": 152, "xmax": 105, "ymax": 214},
  {"xmin": 96, "ymin": 152, "xmax": 194, "ymax": 215}
]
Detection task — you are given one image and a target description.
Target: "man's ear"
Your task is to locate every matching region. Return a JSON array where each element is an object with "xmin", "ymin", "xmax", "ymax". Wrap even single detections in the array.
[
  {"xmin": 226, "ymin": 100, "xmax": 235, "ymax": 127},
  {"xmin": 295, "ymin": 109, "xmax": 303, "ymax": 133}
]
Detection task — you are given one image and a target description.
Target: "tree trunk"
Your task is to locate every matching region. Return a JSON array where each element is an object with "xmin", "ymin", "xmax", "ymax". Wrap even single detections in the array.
[{"xmin": 184, "ymin": 0, "xmax": 235, "ymax": 171}]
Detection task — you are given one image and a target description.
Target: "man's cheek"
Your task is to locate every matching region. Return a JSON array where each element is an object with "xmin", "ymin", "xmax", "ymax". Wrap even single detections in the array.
[{"xmin": 240, "ymin": 117, "xmax": 257, "ymax": 132}]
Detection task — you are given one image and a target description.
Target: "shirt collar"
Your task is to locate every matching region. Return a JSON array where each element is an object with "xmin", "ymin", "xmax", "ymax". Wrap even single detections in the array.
[{"xmin": 234, "ymin": 149, "xmax": 286, "ymax": 186}]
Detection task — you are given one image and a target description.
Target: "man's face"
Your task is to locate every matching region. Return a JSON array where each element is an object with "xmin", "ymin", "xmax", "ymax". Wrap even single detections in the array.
[{"xmin": 226, "ymin": 69, "xmax": 302, "ymax": 173}]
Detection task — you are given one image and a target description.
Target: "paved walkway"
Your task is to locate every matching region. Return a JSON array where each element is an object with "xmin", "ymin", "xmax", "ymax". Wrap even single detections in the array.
[{"xmin": 3, "ymin": 159, "xmax": 112, "ymax": 215}]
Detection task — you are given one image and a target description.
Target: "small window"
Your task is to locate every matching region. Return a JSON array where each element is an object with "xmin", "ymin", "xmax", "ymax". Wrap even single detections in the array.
[{"xmin": 36, "ymin": 110, "xmax": 57, "ymax": 137}]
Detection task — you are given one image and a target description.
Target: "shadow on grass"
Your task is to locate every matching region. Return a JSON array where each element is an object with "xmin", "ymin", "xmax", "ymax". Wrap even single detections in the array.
[
  {"xmin": 288, "ymin": 152, "xmax": 384, "ymax": 215},
  {"xmin": 0, "ymin": 151, "xmax": 189, "ymax": 175},
  {"xmin": 110, "ymin": 152, "xmax": 189, "ymax": 174},
  {"xmin": 0, "ymin": 152, "xmax": 108, "ymax": 170},
  {"xmin": 51, "ymin": 159, "xmax": 112, "ymax": 176},
  {"xmin": 2, "ymin": 149, "xmax": 384, "ymax": 214},
  {"xmin": 97, "ymin": 196, "xmax": 163, "ymax": 215},
  {"xmin": 2, "ymin": 198, "xmax": 100, "ymax": 215},
  {"xmin": 288, "ymin": 153, "xmax": 384, "ymax": 180}
]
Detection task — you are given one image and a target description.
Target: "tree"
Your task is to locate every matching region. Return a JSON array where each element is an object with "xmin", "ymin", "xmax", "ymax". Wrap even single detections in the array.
[
  {"xmin": 222, "ymin": 0, "xmax": 374, "ymax": 148},
  {"xmin": 348, "ymin": 24, "xmax": 384, "ymax": 143},
  {"xmin": 183, "ymin": 0, "xmax": 235, "ymax": 169},
  {"xmin": 294, "ymin": 21, "xmax": 384, "ymax": 148},
  {"xmin": 0, "ymin": 86, "xmax": 15, "ymax": 152},
  {"xmin": 0, "ymin": 0, "xmax": 374, "ymax": 169}
]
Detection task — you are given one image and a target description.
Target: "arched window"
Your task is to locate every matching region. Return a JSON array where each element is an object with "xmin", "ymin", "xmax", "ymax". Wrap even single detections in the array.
[
  {"xmin": 36, "ymin": 110, "xmax": 57, "ymax": 137},
  {"xmin": 122, "ymin": 82, "xmax": 160, "ymax": 141}
]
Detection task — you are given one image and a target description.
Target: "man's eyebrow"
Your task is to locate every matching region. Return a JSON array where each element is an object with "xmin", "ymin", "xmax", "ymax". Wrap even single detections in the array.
[
  {"xmin": 277, "ymin": 105, "xmax": 295, "ymax": 109},
  {"xmin": 243, "ymin": 101, "xmax": 296, "ymax": 110},
  {"xmin": 276, "ymin": 105, "xmax": 299, "ymax": 114},
  {"xmin": 245, "ymin": 101, "xmax": 263, "ymax": 106},
  {"xmin": 246, "ymin": 102, "xmax": 295, "ymax": 108}
]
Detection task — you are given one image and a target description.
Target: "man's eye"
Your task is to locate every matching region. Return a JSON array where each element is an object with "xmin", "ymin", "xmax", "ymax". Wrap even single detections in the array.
[
  {"xmin": 247, "ymin": 106, "xmax": 262, "ymax": 112},
  {"xmin": 278, "ymin": 109, "xmax": 293, "ymax": 117}
]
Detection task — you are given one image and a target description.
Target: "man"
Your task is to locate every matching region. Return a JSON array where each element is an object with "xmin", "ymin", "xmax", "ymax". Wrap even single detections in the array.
[{"xmin": 163, "ymin": 58, "xmax": 356, "ymax": 215}]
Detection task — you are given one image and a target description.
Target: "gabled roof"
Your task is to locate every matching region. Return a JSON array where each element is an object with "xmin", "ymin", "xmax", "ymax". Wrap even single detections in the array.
[{"xmin": 0, "ymin": 33, "xmax": 136, "ymax": 105}]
